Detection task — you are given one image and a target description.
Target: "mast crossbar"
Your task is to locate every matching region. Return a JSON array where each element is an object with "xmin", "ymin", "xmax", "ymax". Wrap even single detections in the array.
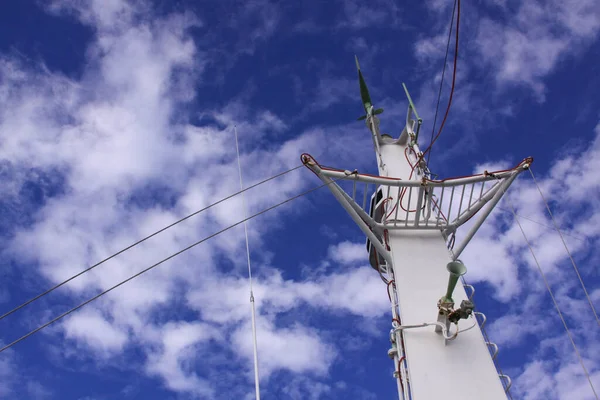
[{"xmin": 301, "ymin": 154, "xmax": 531, "ymax": 254}]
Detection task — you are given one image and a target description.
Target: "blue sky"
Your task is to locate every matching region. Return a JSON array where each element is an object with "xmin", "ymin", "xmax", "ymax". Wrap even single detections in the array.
[{"xmin": 0, "ymin": 0, "xmax": 599, "ymax": 399}]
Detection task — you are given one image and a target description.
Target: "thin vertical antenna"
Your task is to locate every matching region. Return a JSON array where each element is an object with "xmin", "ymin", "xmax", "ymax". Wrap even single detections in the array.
[{"xmin": 234, "ymin": 126, "xmax": 261, "ymax": 400}]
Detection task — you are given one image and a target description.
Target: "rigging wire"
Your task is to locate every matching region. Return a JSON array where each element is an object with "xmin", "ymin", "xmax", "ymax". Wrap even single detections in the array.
[
  {"xmin": 496, "ymin": 206, "xmax": 587, "ymax": 242},
  {"xmin": 422, "ymin": 0, "xmax": 461, "ymax": 159},
  {"xmin": 426, "ymin": 0, "xmax": 457, "ymax": 165},
  {"xmin": 0, "ymin": 164, "xmax": 303, "ymax": 323},
  {"xmin": 0, "ymin": 178, "xmax": 338, "ymax": 354},
  {"xmin": 234, "ymin": 126, "xmax": 261, "ymax": 400},
  {"xmin": 528, "ymin": 167, "xmax": 600, "ymax": 327},
  {"xmin": 506, "ymin": 194, "xmax": 599, "ymax": 400}
]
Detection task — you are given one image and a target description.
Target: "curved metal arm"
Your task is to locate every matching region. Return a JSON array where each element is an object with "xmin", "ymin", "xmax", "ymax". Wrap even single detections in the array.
[
  {"xmin": 486, "ymin": 342, "xmax": 499, "ymax": 359},
  {"xmin": 474, "ymin": 311, "xmax": 487, "ymax": 328},
  {"xmin": 499, "ymin": 374, "xmax": 512, "ymax": 392},
  {"xmin": 393, "ymin": 321, "xmax": 459, "ymax": 341},
  {"xmin": 464, "ymin": 284, "xmax": 475, "ymax": 300}
]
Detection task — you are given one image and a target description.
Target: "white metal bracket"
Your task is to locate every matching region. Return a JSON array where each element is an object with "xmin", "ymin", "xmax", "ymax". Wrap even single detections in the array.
[{"xmin": 302, "ymin": 153, "xmax": 532, "ymax": 263}]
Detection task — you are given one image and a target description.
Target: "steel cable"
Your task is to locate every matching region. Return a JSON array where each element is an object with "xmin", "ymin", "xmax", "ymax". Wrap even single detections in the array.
[
  {"xmin": 0, "ymin": 164, "xmax": 303, "ymax": 322},
  {"xmin": 0, "ymin": 177, "xmax": 336, "ymax": 354}
]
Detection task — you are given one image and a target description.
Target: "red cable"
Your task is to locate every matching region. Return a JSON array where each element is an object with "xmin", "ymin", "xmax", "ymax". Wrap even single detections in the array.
[
  {"xmin": 427, "ymin": 157, "xmax": 533, "ymax": 183},
  {"xmin": 303, "ymin": 153, "xmax": 533, "ymax": 228},
  {"xmin": 303, "ymin": 153, "xmax": 531, "ymax": 186},
  {"xmin": 385, "ymin": 203, "xmax": 398, "ymax": 220},
  {"xmin": 397, "ymin": 355, "xmax": 407, "ymax": 392},
  {"xmin": 422, "ymin": 0, "xmax": 461, "ymax": 158},
  {"xmin": 372, "ymin": 247, "xmax": 389, "ymax": 285},
  {"xmin": 431, "ymin": 196, "xmax": 449, "ymax": 222},
  {"xmin": 387, "ymin": 280, "xmax": 396, "ymax": 301},
  {"xmin": 397, "ymin": 147, "xmax": 425, "ymax": 213}
]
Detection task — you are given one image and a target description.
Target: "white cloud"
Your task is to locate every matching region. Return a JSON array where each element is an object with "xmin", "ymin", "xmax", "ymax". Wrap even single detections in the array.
[
  {"xmin": 145, "ymin": 321, "xmax": 217, "ymax": 396},
  {"xmin": 336, "ymin": 0, "xmax": 394, "ymax": 29},
  {"xmin": 456, "ymin": 122, "xmax": 600, "ymax": 398},
  {"xmin": 183, "ymin": 257, "xmax": 388, "ymax": 387},
  {"xmin": 25, "ymin": 381, "xmax": 52, "ymax": 399},
  {"xmin": 47, "ymin": 0, "xmax": 138, "ymax": 30},
  {"xmin": 63, "ymin": 310, "xmax": 128, "ymax": 353},
  {"xmin": 487, "ymin": 313, "xmax": 550, "ymax": 348},
  {"xmin": 327, "ymin": 240, "xmax": 366, "ymax": 265},
  {"xmin": 0, "ymin": 348, "xmax": 50, "ymax": 398},
  {"xmin": 0, "ymin": 353, "xmax": 14, "ymax": 397},
  {"xmin": 311, "ymin": 77, "xmax": 357, "ymax": 110},
  {"xmin": 412, "ymin": 0, "xmax": 600, "ymax": 153},
  {"xmin": 514, "ymin": 360, "xmax": 557, "ymax": 400},
  {"xmin": 3, "ymin": 0, "xmax": 598, "ymax": 399},
  {"xmin": 279, "ymin": 376, "xmax": 332, "ymax": 400},
  {"xmin": 414, "ymin": 33, "xmax": 448, "ymax": 65},
  {"xmin": 233, "ymin": 319, "xmax": 337, "ymax": 378},
  {"xmin": 0, "ymin": 2, "xmax": 392, "ymax": 397},
  {"xmin": 474, "ymin": 0, "xmax": 600, "ymax": 99},
  {"xmin": 515, "ymin": 358, "xmax": 600, "ymax": 400},
  {"xmin": 187, "ymin": 264, "xmax": 388, "ymax": 326},
  {"xmin": 461, "ymin": 226, "xmax": 521, "ymax": 301}
]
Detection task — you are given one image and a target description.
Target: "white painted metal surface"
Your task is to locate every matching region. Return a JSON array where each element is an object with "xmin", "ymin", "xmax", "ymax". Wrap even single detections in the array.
[
  {"xmin": 234, "ymin": 127, "xmax": 261, "ymax": 400},
  {"xmin": 378, "ymin": 125, "xmax": 508, "ymax": 399},
  {"xmin": 378, "ymin": 128, "xmax": 508, "ymax": 399},
  {"xmin": 302, "ymin": 151, "xmax": 529, "ymax": 265},
  {"xmin": 302, "ymin": 100, "xmax": 531, "ymax": 398}
]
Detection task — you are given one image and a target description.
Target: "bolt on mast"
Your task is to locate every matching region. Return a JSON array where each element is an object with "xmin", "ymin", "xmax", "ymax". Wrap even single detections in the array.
[{"xmin": 302, "ymin": 58, "xmax": 531, "ymax": 399}]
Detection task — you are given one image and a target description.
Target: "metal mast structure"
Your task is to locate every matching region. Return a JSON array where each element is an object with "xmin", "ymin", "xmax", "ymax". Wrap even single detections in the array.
[{"xmin": 302, "ymin": 59, "xmax": 532, "ymax": 399}]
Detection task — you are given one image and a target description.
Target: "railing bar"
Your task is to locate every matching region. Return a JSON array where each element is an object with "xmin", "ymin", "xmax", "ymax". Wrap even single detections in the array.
[
  {"xmin": 419, "ymin": 180, "xmax": 431, "ymax": 227},
  {"xmin": 385, "ymin": 184, "xmax": 391, "ymax": 222},
  {"xmin": 373, "ymin": 224, "xmax": 444, "ymax": 230},
  {"xmin": 456, "ymin": 183, "xmax": 478, "ymax": 221},
  {"xmin": 426, "ymin": 188, "xmax": 434, "ymax": 221},
  {"xmin": 394, "ymin": 186, "xmax": 401, "ymax": 227},
  {"xmin": 436, "ymin": 186, "xmax": 445, "ymax": 227},
  {"xmin": 457, "ymin": 184, "xmax": 466, "ymax": 218},
  {"xmin": 414, "ymin": 187, "xmax": 424, "ymax": 227},
  {"xmin": 352, "ymin": 180, "xmax": 357, "ymax": 202},
  {"xmin": 405, "ymin": 187, "xmax": 413, "ymax": 227},
  {"xmin": 480, "ymin": 181, "xmax": 501, "ymax": 199},
  {"xmin": 468, "ymin": 182, "xmax": 475, "ymax": 209},
  {"xmin": 425, "ymin": 189, "xmax": 430, "ymax": 227},
  {"xmin": 318, "ymin": 169, "xmax": 514, "ymax": 188},
  {"xmin": 362, "ymin": 183, "xmax": 369, "ymax": 210},
  {"xmin": 447, "ymin": 186, "xmax": 456, "ymax": 222}
]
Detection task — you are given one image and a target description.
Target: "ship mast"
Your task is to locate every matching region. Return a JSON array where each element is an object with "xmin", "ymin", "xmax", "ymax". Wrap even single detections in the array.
[{"xmin": 302, "ymin": 59, "xmax": 532, "ymax": 399}]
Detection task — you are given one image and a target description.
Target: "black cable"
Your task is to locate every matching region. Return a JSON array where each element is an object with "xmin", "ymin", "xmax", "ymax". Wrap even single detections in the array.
[
  {"xmin": 0, "ymin": 177, "xmax": 337, "ymax": 354},
  {"xmin": 427, "ymin": 0, "xmax": 457, "ymax": 166},
  {"xmin": 0, "ymin": 164, "xmax": 304, "ymax": 322}
]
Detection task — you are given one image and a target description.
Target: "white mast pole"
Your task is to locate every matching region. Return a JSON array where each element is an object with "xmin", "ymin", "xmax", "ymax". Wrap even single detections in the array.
[
  {"xmin": 234, "ymin": 126, "xmax": 261, "ymax": 400},
  {"xmin": 362, "ymin": 73, "xmax": 507, "ymax": 400},
  {"xmin": 302, "ymin": 59, "xmax": 531, "ymax": 399}
]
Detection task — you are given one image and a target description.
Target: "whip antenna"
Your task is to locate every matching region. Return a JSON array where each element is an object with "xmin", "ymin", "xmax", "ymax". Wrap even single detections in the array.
[{"xmin": 234, "ymin": 126, "xmax": 261, "ymax": 400}]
